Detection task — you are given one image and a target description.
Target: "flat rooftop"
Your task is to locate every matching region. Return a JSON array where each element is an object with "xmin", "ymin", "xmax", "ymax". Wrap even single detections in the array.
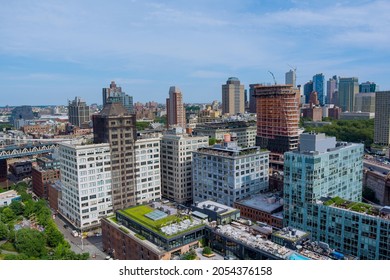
[
  {"xmin": 196, "ymin": 200, "xmax": 237, "ymax": 215},
  {"xmin": 235, "ymin": 193, "xmax": 283, "ymax": 213},
  {"xmin": 0, "ymin": 190, "xmax": 19, "ymax": 200}
]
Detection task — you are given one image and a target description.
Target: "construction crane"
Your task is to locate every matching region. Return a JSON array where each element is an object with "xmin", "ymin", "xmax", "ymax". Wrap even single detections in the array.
[{"xmin": 268, "ymin": 71, "xmax": 277, "ymax": 85}]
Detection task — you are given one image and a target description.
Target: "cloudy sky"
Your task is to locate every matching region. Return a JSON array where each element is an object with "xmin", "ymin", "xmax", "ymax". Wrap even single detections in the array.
[{"xmin": 1, "ymin": 0, "xmax": 389, "ymax": 106}]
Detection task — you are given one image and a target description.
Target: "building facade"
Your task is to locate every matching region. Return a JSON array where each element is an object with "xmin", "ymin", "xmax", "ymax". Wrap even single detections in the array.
[
  {"xmin": 192, "ymin": 140, "xmax": 269, "ymax": 206},
  {"xmin": 354, "ymin": 92, "xmax": 375, "ymax": 113},
  {"xmin": 161, "ymin": 129, "xmax": 208, "ymax": 204},
  {"xmin": 93, "ymin": 99, "xmax": 137, "ymax": 210},
  {"xmin": 252, "ymin": 84, "xmax": 300, "ymax": 153},
  {"xmin": 102, "ymin": 81, "xmax": 134, "ymax": 113},
  {"xmin": 134, "ymin": 133, "xmax": 162, "ymax": 205},
  {"xmin": 58, "ymin": 143, "xmax": 113, "ymax": 230},
  {"xmin": 222, "ymin": 77, "xmax": 245, "ymax": 115},
  {"xmin": 337, "ymin": 77, "xmax": 359, "ymax": 112},
  {"xmin": 313, "ymin": 73, "xmax": 325, "ymax": 105},
  {"xmin": 166, "ymin": 86, "xmax": 186, "ymax": 129},
  {"xmin": 68, "ymin": 96, "xmax": 90, "ymax": 128},
  {"xmin": 374, "ymin": 91, "xmax": 390, "ymax": 146},
  {"xmin": 327, "ymin": 75, "xmax": 338, "ymax": 104},
  {"xmin": 285, "ymin": 70, "xmax": 296, "ymax": 88}
]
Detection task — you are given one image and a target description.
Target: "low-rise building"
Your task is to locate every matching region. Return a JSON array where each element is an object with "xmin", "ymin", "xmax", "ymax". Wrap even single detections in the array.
[{"xmin": 0, "ymin": 190, "xmax": 21, "ymax": 206}]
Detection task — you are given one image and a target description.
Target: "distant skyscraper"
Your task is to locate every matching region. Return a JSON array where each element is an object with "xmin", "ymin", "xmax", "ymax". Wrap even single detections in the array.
[
  {"xmin": 10, "ymin": 105, "xmax": 34, "ymax": 127},
  {"xmin": 68, "ymin": 97, "xmax": 90, "ymax": 128},
  {"xmin": 303, "ymin": 81, "xmax": 313, "ymax": 104},
  {"xmin": 249, "ymin": 83, "xmax": 261, "ymax": 113},
  {"xmin": 354, "ymin": 93, "xmax": 375, "ymax": 113},
  {"xmin": 285, "ymin": 69, "xmax": 296, "ymax": 88},
  {"xmin": 93, "ymin": 98, "xmax": 137, "ymax": 210},
  {"xmin": 338, "ymin": 77, "xmax": 359, "ymax": 112},
  {"xmin": 166, "ymin": 86, "xmax": 186, "ymax": 129},
  {"xmin": 374, "ymin": 91, "xmax": 390, "ymax": 146},
  {"xmin": 102, "ymin": 81, "xmax": 133, "ymax": 113},
  {"xmin": 359, "ymin": 81, "xmax": 377, "ymax": 93},
  {"xmin": 253, "ymin": 84, "xmax": 300, "ymax": 153},
  {"xmin": 326, "ymin": 75, "xmax": 338, "ymax": 104},
  {"xmin": 222, "ymin": 77, "xmax": 245, "ymax": 115},
  {"xmin": 313, "ymin": 73, "xmax": 325, "ymax": 105}
]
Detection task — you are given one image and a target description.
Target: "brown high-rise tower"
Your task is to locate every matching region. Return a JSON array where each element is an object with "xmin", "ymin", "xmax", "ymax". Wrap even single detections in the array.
[
  {"xmin": 253, "ymin": 84, "xmax": 300, "ymax": 154},
  {"xmin": 93, "ymin": 98, "xmax": 137, "ymax": 210},
  {"xmin": 166, "ymin": 86, "xmax": 186, "ymax": 129}
]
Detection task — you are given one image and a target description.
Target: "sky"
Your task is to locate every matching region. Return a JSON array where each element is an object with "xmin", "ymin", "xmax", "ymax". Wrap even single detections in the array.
[{"xmin": 1, "ymin": 0, "xmax": 390, "ymax": 106}]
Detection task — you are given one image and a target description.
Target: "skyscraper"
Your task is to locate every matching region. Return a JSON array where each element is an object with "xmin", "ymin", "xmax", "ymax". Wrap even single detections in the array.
[
  {"xmin": 374, "ymin": 91, "xmax": 390, "ymax": 146},
  {"xmin": 253, "ymin": 84, "xmax": 300, "ymax": 153},
  {"xmin": 313, "ymin": 73, "xmax": 325, "ymax": 105},
  {"xmin": 166, "ymin": 86, "xmax": 186, "ymax": 129},
  {"xmin": 326, "ymin": 75, "xmax": 338, "ymax": 104},
  {"xmin": 303, "ymin": 80, "xmax": 313, "ymax": 104},
  {"xmin": 102, "ymin": 81, "xmax": 133, "ymax": 113},
  {"xmin": 222, "ymin": 77, "xmax": 245, "ymax": 115},
  {"xmin": 338, "ymin": 77, "xmax": 359, "ymax": 112},
  {"xmin": 354, "ymin": 92, "xmax": 375, "ymax": 113},
  {"xmin": 92, "ymin": 98, "xmax": 137, "ymax": 210},
  {"xmin": 285, "ymin": 69, "xmax": 296, "ymax": 88},
  {"xmin": 359, "ymin": 81, "xmax": 377, "ymax": 93},
  {"xmin": 68, "ymin": 96, "xmax": 90, "ymax": 128}
]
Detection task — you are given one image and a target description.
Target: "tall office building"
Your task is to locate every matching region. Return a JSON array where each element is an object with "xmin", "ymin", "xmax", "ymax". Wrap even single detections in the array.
[
  {"xmin": 338, "ymin": 77, "xmax": 359, "ymax": 112},
  {"xmin": 313, "ymin": 73, "xmax": 325, "ymax": 105},
  {"xmin": 102, "ymin": 81, "xmax": 133, "ymax": 113},
  {"xmin": 252, "ymin": 84, "xmax": 300, "ymax": 153},
  {"xmin": 326, "ymin": 75, "xmax": 338, "ymax": 104},
  {"xmin": 222, "ymin": 77, "xmax": 245, "ymax": 115},
  {"xmin": 249, "ymin": 83, "xmax": 261, "ymax": 113},
  {"xmin": 58, "ymin": 143, "xmax": 113, "ymax": 230},
  {"xmin": 193, "ymin": 138, "xmax": 269, "ymax": 206},
  {"xmin": 303, "ymin": 81, "xmax": 313, "ymax": 104},
  {"xmin": 374, "ymin": 91, "xmax": 390, "ymax": 146},
  {"xmin": 285, "ymin": 70, "xmax": 296, "ymax": 88},
  {"xmin": 68, "ymin": 97, "xmax": 90, "ymax": 128},
  {"xmin": 160, "ymin": 128, "xmax": 208, "ymax": 204},
  {"xmin": 359, "ymin": 81, "xmax": 377, "ymax": 93},
  {"xmin": 10, "ymin": 105, "xmax": 34, "ymax": 127},
  {"xmin": 166, "ymin": 86, "xmax": 186, "ymax": 129},
  {"xmin": 92, "ymin": 98, "xmax": 137, "ymax": 210},
  {"xmin": 354, "ymin": 93, "xmax": 375, "ymax": 113}
]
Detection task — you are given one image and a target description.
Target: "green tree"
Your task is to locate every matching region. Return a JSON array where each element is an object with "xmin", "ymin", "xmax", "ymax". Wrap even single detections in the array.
[
  {"xmin": 15, "ymin": 228, "xmax": 47, "ymax": 258},
  {"xmin": 45, "ymin": 221, "xmax": 65, "ymax": 247},
  {"xmin": 1, "ymin": 208, "xmax": 16, "ymax": 223},
  {"xmin": 9, "ymin": 200, "xmax": 25, "ymax": 216},
  {"xmin": 202, "ymin": 246, "xmax": 212, "ymax": 255},
  {"xmin": 0, "ymin": 220, "xmax": 9, "ymax": 240},
  {"xmin": 209, "ymin": 138, "xmax": 217, "ymax": 146}
]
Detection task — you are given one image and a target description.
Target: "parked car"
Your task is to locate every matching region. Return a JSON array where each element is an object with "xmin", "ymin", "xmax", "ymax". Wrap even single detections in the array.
[{"xmin": 72, "ymin": 230, "xmax": 79, "ymax": 237}]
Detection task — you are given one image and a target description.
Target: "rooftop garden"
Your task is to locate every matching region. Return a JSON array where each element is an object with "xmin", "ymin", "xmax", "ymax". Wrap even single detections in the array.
[
  {"xmin": 323, "ymin": 196, "xmax": 379, "ymax": 215},
  {"xmin": 118, "ymin": 205, "xmax": 202, "ymax": 238}
]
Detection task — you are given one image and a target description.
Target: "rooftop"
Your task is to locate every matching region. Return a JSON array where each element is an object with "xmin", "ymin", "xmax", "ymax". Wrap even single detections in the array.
[
  {"xmin": 235, "ymin": 193, "xmax": 283, "ymax": 213},
  {"xmin": 195, "ymin": 200, "xmax": 237, "ymax": 215},
  {"xmin": 0, "ymin": 190, "xmax": 20, "ymax": 200}
]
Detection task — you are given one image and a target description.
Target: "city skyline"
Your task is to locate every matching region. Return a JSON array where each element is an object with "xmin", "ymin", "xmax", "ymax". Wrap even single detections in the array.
[{"xmin": 1, "ymin": 1, "xmax": 390, "ymax": 106}]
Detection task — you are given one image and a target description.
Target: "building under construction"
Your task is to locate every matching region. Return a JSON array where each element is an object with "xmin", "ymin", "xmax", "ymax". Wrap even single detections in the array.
[{"xmin": 253, "ymin": 84, "xmax": 300, "ymax": 159}]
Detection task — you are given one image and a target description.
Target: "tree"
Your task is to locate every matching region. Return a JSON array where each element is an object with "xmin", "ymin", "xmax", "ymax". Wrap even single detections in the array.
[
  {"xmin": 202, "ymin": 246, "xmax": 213, "ymax": 255},
  {"xmin": 209, "ymin": 138, "xmax": 217, "ymax": 146},
  {"xmin": 0, "ymin": 221, "xmax": 9, "ymax": 240},
  {"xmin": 45, "ymin": 221, "xmax": 65, "ymax": 247},
  {"xmin": 1, "ymin": 208, "xmax": 16, "ymax": 223},
  {"xmin": 9, "ymin": 200, "xmax": 25, "ymax": 216},
  {"xmin": 15, "ymin": 228, "xmax": 47, "ymax": 258}
]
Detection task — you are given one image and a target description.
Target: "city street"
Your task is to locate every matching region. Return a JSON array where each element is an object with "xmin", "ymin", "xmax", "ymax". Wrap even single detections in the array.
[{"xmin": 52, "ymin": 214, "xmax": 107, "ymax": 260}]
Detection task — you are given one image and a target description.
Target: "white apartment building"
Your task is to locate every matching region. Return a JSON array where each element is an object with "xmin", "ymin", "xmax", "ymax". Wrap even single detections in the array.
[
  {"xmin": 135, "ymin": 133, "xmax": 162, "ymax": 204},
  {"xmin": 161, "ymin": 128, "xmax": 209, "ymax": 204},
  {"xmin": 58, "ymin": 143, "xmax": 113, "ymax": 230}
]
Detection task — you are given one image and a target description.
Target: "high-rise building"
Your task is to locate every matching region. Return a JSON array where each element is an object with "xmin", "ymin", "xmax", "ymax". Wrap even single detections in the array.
[
  {"xmin": 10, "ymin": 105, "xmax": 34, "ymax": 127},
  {"xmin": 68, "ymin": 97, "xmax": 90, "ymax": 128},
  {"xmin": 102, "ymin": 81, "xmax": 134, "ymax": 113},
  {"xmin": 249, "ymin": 83, "xmax": 261, "ymax": 113},
  {"xmin": 354, "ymin": 92, "xmax": 375, "ymax": 113},
  {"xmin": 166, "ymin": 86, "xmax": 186, "ymax": 129},
  {"xmin": 326, "ymin": 75, "xmax": 338, "ymax": 104},
  {"xmin": 338, "ymin": 77, "xmax": 359, "ymax": 112},
  {"xmin": 134, "ymin": 132, "xmax": 162, "ymax": 205},
  {"xmin": 359, "ymin": 81, "xmax": 377, "ymax": 93},
  {"xmin": 253, "ymin": 84, "xmax": 300, "ymax": 153},
  {"xmin": 283, "ymin": 133, "xmax": 390, "ymax": 260},
  {"xmin": 58, "ymin": 143, "xmax": 113, "ymax": 230},
  {"xmin": 303, "ymin": 81, "xmax": 313, "ymax": 104},
  {"xmin": 193, "ymin": 138, "xmax": 269, "ymax": 206},
  {"xmin": 374, "ymin": 91, "xmax": 390, "ymax": 146},
  {"xmin": 92, "ymin": 98, "xmax": 137, "ymax": 210},
  {"xmin": 160, "ymin": 128, "xmax": 208, "ymax": 204},
  {"xmin": 222, "ymin": 77, "xmax": 245, "ymax": 115},
  {"xmin": 313, "ymin": 73, "xmax": 325, "ymax": 105},
  {"xmin": 285, "ymin": 70, "xmax": 296, "ymax": 88}
]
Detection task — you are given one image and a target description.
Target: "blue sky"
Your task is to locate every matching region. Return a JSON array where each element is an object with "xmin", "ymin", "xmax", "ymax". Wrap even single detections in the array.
[{"xmin": 1, "ymin": 0, "xmax": 389, "ymax": 106}]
